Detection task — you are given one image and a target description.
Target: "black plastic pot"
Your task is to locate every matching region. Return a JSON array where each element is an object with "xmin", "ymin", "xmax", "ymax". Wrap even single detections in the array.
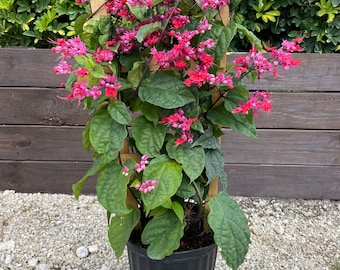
[{"xmin": 126, "ymin": 241, "xmax": 217, "ymax": 270}]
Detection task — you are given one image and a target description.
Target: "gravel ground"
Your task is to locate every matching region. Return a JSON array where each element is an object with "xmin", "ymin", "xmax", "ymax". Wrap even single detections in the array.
[{"xmin": 0, "ymin": 190, "xmax": 339, "ymax": 270}]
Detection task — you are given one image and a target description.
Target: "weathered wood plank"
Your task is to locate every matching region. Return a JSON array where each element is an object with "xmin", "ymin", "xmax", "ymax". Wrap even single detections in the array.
[
  {"xmin": 227, "ymin": 53, "xmax": 340, "ymax": 91},
  {"xmin": 1, "ymin": 126, "xmax": 339, "ymax": 166},
  {"xmin": 0, "ymin": 48, "xmax": 67, "ymax": 88},
  {"xmin": 1, "ymin": 88, "xmax": 340, "ymax": 129},
  {"xmin": 0, "ymin": 87, "xmax": 90, "ymax": 125},
  {"xmin": 254, "ymin": 92, "xmax": 340, "ymax": 129},
  {"xmin": 1, "ymin": 48, "xmax": 339, "ymax": 91},
  {"xmin": 0, "ymin": 161, "xmax": 95, "ymax": 194},
  {"xmin": 0, "ymin": 125, "xmax": 91, "ymax": 161},
  {"xmin": 1, "ymin": 161, "xmax": 339, "ymax": 199},
  {"xmin": 226, "ymin": 164, "xmax": 340, "ymax": 200},
  {"xmin": 222, "ymin": 129, "xmax": 340, "ymax": 166}
]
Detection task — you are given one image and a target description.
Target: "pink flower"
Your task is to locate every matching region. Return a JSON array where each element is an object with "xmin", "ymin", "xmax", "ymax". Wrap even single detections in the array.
[
  {"xmin": 135, "ymin": 179, "xmax": 158, "ymax": 193},
  {"xmin": 53, "ymin": 60, "xmax": 72, "ymax": 75},
  {"xmin": 75, "ymin": 67, "xmax": 89, "ymax": 78},
  {"xmin": 232, "ymin": 91, "xmax": 272, "ymax": 116},
  {"xmin": 92, "ymin": 48, "xmax": 114, "ymax": 64},
  {"xmin": 99, "ymin": 74, "xmax": 121, "ymax": 97},
  {"xmin": 162, "ymin": 109, "xmax": 197, "ymax": 145}
]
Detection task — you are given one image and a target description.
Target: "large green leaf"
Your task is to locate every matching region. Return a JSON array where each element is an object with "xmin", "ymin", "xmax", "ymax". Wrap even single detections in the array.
[
  {"xmin": 89, "ymin": 113, "xmax": 127, "ymax": 162},
  {"xmin": 139, "ymin": 73, "xmax": 196, "ymax": 109},
  {"xmin": 141, "ymin": 155, "xmax": 182, "ymax": 212},
  {"xmin": 96, "ymin": 163, "xmax": 132, "ymax": 215},
  {"xmin": 192, "ymin": 126, "xmax": 220, "ymax": 149},
  {"xmin": 131, "ymin": 116, "xmax": 167, "ymax": 157},
  {"xmin": 166, "ymin": 139, "xmax": 205, "ymax": 181},
  {"xmin": 141, "ymin": 210, "xmax": 186, "ymax": 260},
  {"xmin": 208, "ymin": 192, "xmax": 251, "ymax": 270},
  {"xmin": 200, "ymin": 21, "xmax": 236, "ymax": 64},
  {"xmin": 207, "ymin": 105, "xmax": 257, "ymax": 138},
  {"xmin": 107, "ymin": 101, "xmax": 132, "ymax": 125},
  {"xmin": 205, "ymin": 148, "xmax": 227, "ymax": 189},
  {"xmin": 108, "ymin": 208, "xmax": 141, "ymax": 258}
]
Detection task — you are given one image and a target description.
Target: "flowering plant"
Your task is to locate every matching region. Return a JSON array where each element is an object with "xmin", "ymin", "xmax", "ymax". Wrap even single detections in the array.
[{"xmin": 52, "ymin": 0, "xmax": 302, "ymax": 269}]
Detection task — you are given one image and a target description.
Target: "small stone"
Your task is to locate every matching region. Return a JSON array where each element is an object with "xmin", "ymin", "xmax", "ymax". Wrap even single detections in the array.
[
  {"xmin": 88, "ymin": 245, "xmax": 99, "ymax": 253},
  {"xmin": 274, "ymin": 225, "xmax": 285, "ymax": 235},
  {"xmin": 3, "ymin": 190, "xmax": 15, "ymax": 195},
  {"xmin": 35, "ymin": 263, "xmax": 50, "ymax": 270},
  {"xmin": 4, "ymin": 254, "xmax": 13, "ymax": 264},
  {"xmin": 28, "ymin": 258, "xmax": 39, "ymax": 267},
  {"xmin": 0, "ymin": 240, "xmax": 15, "ymax": 251},
  {"xmin": 76, "ymin": 246, "xmax": 89, "ymax": 258}
]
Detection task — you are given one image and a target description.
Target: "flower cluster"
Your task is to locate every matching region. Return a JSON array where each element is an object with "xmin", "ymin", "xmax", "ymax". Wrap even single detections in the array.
[
  {"xmin": 135, "ymin": 155, "xmax": 149, "ymax": 173},
  {"xmin": 162, "ymin": 109, "xmax": 197, "ymax": 145},
  {"xmin": 135, "ymin": 180, "xmax": 159, "ymax": 193},
  {"xmin": 232, "ymin": 91, "xmax": 272, "ymax": 115},
  {"xmin": 233, "ymin": 38, "xmax": 303, "ymax": 80}
]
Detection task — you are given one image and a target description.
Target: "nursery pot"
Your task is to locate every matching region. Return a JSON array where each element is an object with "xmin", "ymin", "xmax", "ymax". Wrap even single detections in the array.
[{"xmin": 126, "ymin": 241, "xmax": 218, "ymax": 270}]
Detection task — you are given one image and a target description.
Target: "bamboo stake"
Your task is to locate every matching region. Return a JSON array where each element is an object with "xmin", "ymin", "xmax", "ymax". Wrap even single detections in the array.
[
  {"xmin": 205, "ymin": 5, "xmax": 230, "ymax": 211},
  {"xmin": 89, "ymin": 0, "xmax": 107, "ymax": 17}
]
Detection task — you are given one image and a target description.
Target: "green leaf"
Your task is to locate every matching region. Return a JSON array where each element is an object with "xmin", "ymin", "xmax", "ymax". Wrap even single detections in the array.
[
  {"xmin": 236, "ymin": 23, "xmax": 263, "ymax": 49},
  {"xmin": 96, "ymin": 163, "xmax": 132, "ymax": 215},
  {"xmin": 166, "ymin": 139, "xmax": 205, "ymax": 181},
  {"xmin": 136, "ymin": 22, "xmax": 162, "ymax": 42},
  {"xmin": 82, "ymin": 120, "xmax": 91, "ymax": 152},
  {"xmin": 208, "ymin": 192, "xmax": 250, "ymax": 270},
  {"xmin": 208, "ymin": 105, "xmax": 257, "ymax": 138},
  {"xmin": 141, "ymin": 210, "xmax": 186, "ymax": 260},
  {"xmin": 205, "ymin": 148, "xmax": 227, "ymax": 188},
  {"xmin": 107, "ymin": 101, "xmax": 132, "ymax": 125},
  {"xmin": 127, "ymin": 61, "xmax": 144, "ymax": 88},
  {"xmin": 140, "ymin": 102, "xmax": 159, "ymax": 124},
  {"xmin": 89, "ymin": 113, "xmax": 127, "ymax": 162},
  {"xmin": 92, "ymin": 64, "xmax": 106, "ymax": 78},
  {"xmin": 192, "ymin": 126, "xmax": 220, "ymax": 149},
  {"xmin": 171, "ymin": 201, "xmax": 185, "ymax": 223},
  {"xmin": 72, "ymin": 157, "xmax": 105, "ymax": 199},
  {"xmin": 139, "ymin": 73, "xmax": 196, "ymax": 109},
  {"xmin": 176, "ymin": 175, "xmax": 196, "ymax": 198},
  {"xmin": 201, "ymin": 21, "xmax": 237, "ymax": 64},
  {"xmin": 108, "ymin": 208, "xmax": 141, "ymax": 258},
  {"xmin": 131, "ymin": 116, "xmax": 167, "ymax": 157},
  {"xmin": 74, "ymin": 55, "xmax": 94, "ymax": 70},
  {"xmin": 141, "ymin": 155, "xmax": 182, "ymax": 212}
]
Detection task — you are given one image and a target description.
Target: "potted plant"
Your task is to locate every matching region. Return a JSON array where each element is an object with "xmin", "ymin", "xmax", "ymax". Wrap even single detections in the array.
[{"xmin": 51, "ymin": 0, "xmax": 303, "ymax": 269}]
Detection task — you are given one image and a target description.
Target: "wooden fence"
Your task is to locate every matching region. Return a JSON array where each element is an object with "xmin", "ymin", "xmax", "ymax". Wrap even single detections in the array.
[{"xmin": 0, "ymin": 48, "xmax": 339, "ymax": 199}]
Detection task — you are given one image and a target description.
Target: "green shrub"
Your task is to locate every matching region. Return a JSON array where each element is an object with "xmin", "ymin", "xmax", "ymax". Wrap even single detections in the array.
[
  {"xmin": 0, "ymin": 0, "xmax": 89, "ymax": 48},
  {"xmin": 231, "ymin": 0, "xmax": 340, "ymax": 53}
]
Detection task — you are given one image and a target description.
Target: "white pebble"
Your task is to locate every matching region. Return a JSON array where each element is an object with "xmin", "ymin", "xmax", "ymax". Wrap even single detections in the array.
[
  {"xmin": 76, "ymin": 246, "xmax": 89, "ymax": 258},
  {"xmin": 0, "ymin": 240, "xmax": 15, "ymax": 251},
  {"xmin": 88, "ymin": 245, "xmax": 99, "ymax": 253},
  {"xmin": 28, "ymin": 258, "xmax": 39, "ymax": 267},
  {"xmin": 35, "ymin": 262, "xmax": 50, "ymax": 270}
]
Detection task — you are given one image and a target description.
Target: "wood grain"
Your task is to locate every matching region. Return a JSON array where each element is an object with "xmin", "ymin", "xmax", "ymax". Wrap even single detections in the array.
[
  {"xmin": 0, "ymin": 125, "xmax": 91, "ymax": 161},
  {"xmin": 0, "ymin": 161, "xmax": 96, "ymax": 194},
  {"xmin": 221, "ymin": 129, "xmax": 340, "ymax": 166},
  {"xmin": 226, "ymin": 164, "xmax": 340, "ymax": 200},
  {"xmin": 0, "ymin": 87, "xmax": 90, "ymax": 125}
]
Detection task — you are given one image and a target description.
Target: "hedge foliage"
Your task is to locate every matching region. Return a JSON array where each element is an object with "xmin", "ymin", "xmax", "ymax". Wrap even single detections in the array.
[
  {"xmin": 0, "ymin": 0, "xmax": 339, "ymax": 52},
  {"xmin": 231, "ymin": 0, "xmax": 340, "ymax": 53},
  {"xmin": 0, "ymin": 0, "xmax": 89, "ymax": 48}
]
